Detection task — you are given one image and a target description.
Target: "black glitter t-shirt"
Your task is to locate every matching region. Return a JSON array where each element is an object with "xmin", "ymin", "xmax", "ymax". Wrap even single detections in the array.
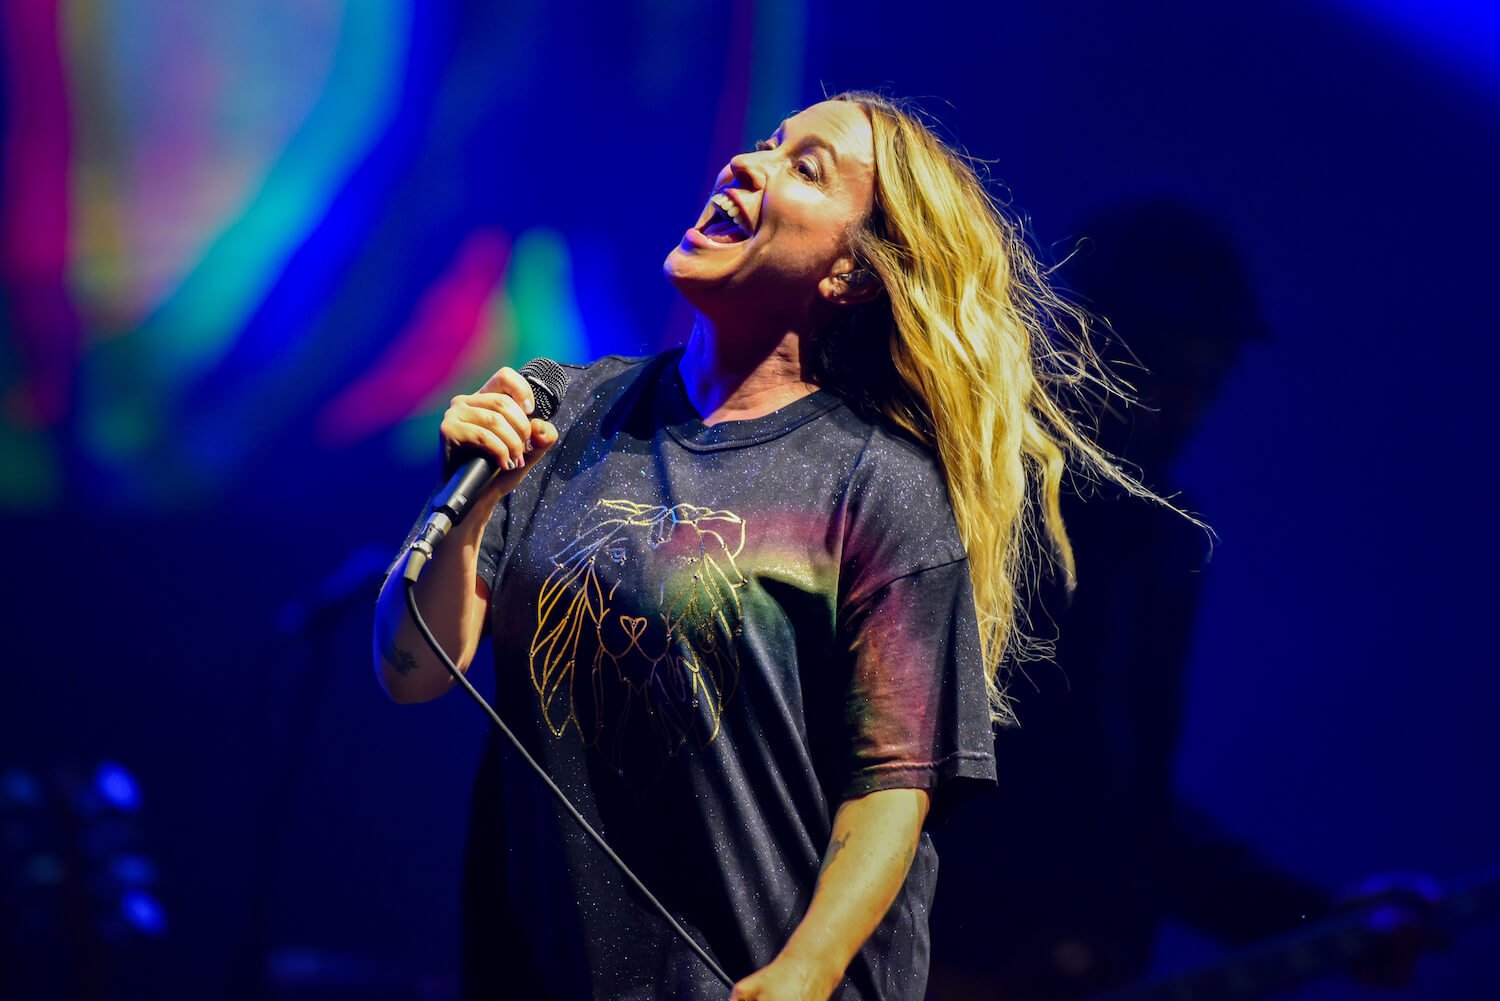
[{"xmin": 460, "ymin": 349, "xmax": 995, "ymax": 1001}]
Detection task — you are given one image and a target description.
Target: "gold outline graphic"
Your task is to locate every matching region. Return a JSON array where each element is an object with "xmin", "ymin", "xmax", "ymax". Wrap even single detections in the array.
[{"xmin": 530, "ymin": 500, "xmax": 747, "ymax": 764}]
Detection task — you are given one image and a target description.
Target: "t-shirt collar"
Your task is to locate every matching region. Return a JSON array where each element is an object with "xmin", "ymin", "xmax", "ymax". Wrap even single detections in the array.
[{"xmin": 656, "ymin": 347, "xmax": 843, "ymax": 452}]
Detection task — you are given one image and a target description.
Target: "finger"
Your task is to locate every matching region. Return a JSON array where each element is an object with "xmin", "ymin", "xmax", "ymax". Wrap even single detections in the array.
[
  {"xmin": 438, "ymin": 417, "xmax": 513, "ymax": 471},
  {"xmin": 528, "ymin": 419, "xmax": 558, "ymax": 454},
  {"xmin": 466, "ymin": 392, "xmax": 533, "ymax": 441},
  {"xmin": 478, "ymin": 365, "xmax": 536, "ymax": 415},
  {"xmin": 441, "ymin": 407, "xmax": 525, "ymax": 470},
  {"xmin": 454, "ymin": 403, "xmax": 526, "ymax": 469}
]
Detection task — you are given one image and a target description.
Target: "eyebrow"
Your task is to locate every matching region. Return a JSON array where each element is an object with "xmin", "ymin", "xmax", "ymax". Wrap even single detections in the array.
[{"xmin": 773, "ymin": 123, "xmax": 840, "ymax": 167}]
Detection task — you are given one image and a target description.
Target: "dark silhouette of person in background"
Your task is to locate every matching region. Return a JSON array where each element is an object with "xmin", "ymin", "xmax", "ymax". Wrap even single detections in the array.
[{"xmin": 925, "ymin": 198, "xmax": 1336, "ymax": 999}]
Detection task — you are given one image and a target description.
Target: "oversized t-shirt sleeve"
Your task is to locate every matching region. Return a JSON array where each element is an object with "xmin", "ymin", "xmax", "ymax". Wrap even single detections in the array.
[
  {"xmin": 474, "ymin": 498, "xmax": 508, "ymax": 593},
  {"xmin": 838, "ymin": 554, "xmax": 998, "ymax": 815},
  {"xmin": 833, "ymin": 428, "xmax": 998, "ymax": 819}
]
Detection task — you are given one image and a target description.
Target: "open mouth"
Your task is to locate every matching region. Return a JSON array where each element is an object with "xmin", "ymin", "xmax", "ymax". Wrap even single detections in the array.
[{"xmin": 698, "ymin": 191, "xmax": 752, "ymax": 244}]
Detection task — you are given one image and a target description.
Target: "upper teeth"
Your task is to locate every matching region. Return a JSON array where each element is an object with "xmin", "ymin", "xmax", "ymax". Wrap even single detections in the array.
[{"xmin": 712, "ymin": 192, "xmax": 740, "ymax": 219}]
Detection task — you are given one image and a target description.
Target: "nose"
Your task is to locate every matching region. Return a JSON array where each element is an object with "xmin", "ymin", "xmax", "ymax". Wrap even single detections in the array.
[{"xmin": 725, "ymin": 149, "xmax": 767, "ymax": 190}]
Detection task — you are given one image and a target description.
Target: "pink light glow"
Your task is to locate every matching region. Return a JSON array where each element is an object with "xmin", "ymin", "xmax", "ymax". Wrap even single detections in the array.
[
  {"xmin": 315, "ymin": 228, "xmax": 510, "ymax": 447},
  {"xmin": 1, "ymin": 0, "xmax": 78, "ymax": 428}
]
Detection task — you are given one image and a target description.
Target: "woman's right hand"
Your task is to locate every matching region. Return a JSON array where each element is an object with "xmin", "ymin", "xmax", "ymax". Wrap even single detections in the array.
[
  {"xmin": 377, "ymin": 363, "xmax": 562, "ymax": 705},
  {"xmin": 439, "ymin": 364, "xmax": 560, "ymax": 507}
]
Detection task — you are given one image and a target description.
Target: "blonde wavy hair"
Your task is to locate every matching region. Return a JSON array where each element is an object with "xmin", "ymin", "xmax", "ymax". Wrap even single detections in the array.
[{"xmin": 816, "ymin": 91, "xmax": 1170, "ymax": 722}]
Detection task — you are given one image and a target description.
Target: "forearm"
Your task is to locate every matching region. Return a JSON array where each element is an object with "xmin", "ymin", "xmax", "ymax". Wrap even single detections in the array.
[
  {"xmin": 374, "ymin": 366, "xmax": 558, "ymax": 703},
  {"xmin": 373, "ymin": 500, "xmax": 496, "ymax": 703},
  {"xmin": 740, "ymin": 788, "xmax": 930, "ymax": 1000}
]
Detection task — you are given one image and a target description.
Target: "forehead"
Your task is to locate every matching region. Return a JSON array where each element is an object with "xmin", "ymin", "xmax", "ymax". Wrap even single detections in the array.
[{"xmin": 781, "ymin": 101, "xmax": 874, "ymax": 168}]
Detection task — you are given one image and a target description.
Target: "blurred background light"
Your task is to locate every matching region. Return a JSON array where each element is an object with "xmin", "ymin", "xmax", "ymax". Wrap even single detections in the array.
[
  {"xmin": 95, "ymin": 761, "xmax": 141, "ymax": 812},
  {"xmin": 121, "ymin": 888, "xmax": 167, "ymax": 935}
]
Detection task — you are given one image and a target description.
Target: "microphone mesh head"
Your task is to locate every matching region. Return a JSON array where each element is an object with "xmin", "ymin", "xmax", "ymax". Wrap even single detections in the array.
[{"xmin": 518, "ymin": 357, "xmax": 570, "ymax": 421}]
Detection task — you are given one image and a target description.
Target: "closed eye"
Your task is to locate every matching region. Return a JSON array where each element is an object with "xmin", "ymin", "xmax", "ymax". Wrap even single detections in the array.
[{"xmin": 756, "ymin": 138, "xmax": 828, "ymax": 183}]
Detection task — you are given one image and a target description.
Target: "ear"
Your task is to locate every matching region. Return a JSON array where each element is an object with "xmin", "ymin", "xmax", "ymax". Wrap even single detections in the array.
[{"xmin": 818, "ymin": 256, "xmax": 883, "ymax": 307}]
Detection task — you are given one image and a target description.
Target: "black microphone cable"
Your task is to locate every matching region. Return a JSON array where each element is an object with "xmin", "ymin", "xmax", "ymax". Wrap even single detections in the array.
[{"xmin": 400, "ymin": 582, "xmax": 735, "ymax": 990}]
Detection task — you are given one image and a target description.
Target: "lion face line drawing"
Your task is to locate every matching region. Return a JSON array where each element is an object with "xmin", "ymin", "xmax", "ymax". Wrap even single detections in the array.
[{"xmin": 530, "ymin": 500, "xmax": 749, "ymax": 771}]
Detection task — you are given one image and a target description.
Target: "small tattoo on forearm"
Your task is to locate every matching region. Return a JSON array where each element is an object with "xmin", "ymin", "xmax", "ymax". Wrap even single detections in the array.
[
  {"xmin": 393, "ymin": 648, "xmax": 419, "ymax": 676},
  {"xmin": 384, "ymin": 638, "xmax": 420, "ymax": 676}
]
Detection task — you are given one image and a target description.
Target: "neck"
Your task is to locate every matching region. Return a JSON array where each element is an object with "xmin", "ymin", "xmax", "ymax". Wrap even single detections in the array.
[{"xmin": 678, "ymin": 313, "xmax": 818, "ymax": 426}]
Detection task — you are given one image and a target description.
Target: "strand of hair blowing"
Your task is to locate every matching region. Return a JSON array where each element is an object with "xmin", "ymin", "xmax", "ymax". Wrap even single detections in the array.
[{"xmin": 826, "ymin": 92, "xmax": 1174, "ymax": 722}]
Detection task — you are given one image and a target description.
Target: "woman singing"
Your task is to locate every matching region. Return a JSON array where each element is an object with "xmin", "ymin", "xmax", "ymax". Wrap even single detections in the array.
[{"xmin": 375, "ymin": 92, "xmax": 1142, "ymax": 1001}]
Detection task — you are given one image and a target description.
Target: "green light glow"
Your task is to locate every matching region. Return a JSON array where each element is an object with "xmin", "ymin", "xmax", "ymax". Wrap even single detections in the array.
[
  {"xmin": 79, "ymin": 0, "xmax": 412, "ymax": 464},
  {"xmin": 0, "ymin": 424, "xmax": 59, "ymax": 510},
  {"xmin": 507, "ymin": 228, "xmax": 589, "ymax": 368}
]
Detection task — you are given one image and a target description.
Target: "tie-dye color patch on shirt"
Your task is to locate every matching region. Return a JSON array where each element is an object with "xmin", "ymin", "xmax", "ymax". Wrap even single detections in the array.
[{"xmin": 462, "ymin": 348, "xmax": 996, "ymax": 1001}]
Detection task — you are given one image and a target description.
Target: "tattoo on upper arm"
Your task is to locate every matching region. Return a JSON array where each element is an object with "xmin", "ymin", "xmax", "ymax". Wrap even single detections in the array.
[{"xmin": 818, "ymin": 832, "xmax": 850, "ymax": 883}]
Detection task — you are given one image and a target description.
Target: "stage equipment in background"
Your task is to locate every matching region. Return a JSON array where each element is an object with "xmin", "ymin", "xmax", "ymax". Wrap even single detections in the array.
[
  {"xmin": 0, "ymin": 763, "xmax": 166, "ymax": 999},
  {"xmin": 1095, "ymin": 866, "xmax": 1498, "ymax": 1001}
]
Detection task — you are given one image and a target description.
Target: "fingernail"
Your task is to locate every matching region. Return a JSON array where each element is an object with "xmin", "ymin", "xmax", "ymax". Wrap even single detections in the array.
[
  {"xmin": 518, "ymin": 455, "xmax": 526, "ymax": 467},
  {"xmin": 504, "ymin": 459, "xmax": 515, "ymax": 471},
  {"xmin": 526, "ymin": 398, "xmax": 535, "ymax": 414}
]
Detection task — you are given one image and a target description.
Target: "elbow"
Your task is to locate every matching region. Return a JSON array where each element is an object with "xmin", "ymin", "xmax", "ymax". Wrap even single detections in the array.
[
  {"xmin": 377, "ymin": 662, "xmax": 416, "ymax": 703},
  {"xmin": 374, "ymin": 637, "xmax": 468, "ymax": 704},
  {"xmin": 372, "ymin": 627, "xmax": 444, "ymax": 704},
  {"xmin": 375, "ymin": 657, "xmax": 413, "ymax": 703},
  {"xmin": 371, "ymin": 587, "xmax": 479, "ymax": 704},
  {"xmin": 376, "ymin": 659, "xmax": 447, "ymax": 704}
]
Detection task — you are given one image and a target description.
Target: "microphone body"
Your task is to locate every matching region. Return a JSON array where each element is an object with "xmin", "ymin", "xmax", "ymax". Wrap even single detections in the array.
[{"xmin": 403, "ymin": 358, "xmax": 568, "ymax": 582}]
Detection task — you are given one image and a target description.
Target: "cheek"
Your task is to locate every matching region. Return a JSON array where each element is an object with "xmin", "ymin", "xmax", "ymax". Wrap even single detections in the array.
[{"xmin": 772, "ymin": 197, "xmax": 852, "ymax": 259}]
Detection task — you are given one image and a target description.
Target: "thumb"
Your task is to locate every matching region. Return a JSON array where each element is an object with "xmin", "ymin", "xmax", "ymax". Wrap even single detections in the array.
[{"xmin": 528, "ymin": 418, "xmax": 559, "ymax": 457}]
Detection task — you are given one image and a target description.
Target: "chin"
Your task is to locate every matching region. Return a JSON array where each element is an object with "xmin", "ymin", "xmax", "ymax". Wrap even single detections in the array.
[
  {"xmin": 664, "ymin": 245, "xmax": 728, "ymax": 295},
  {"xmin": 662, "ymin": 244, "xmax": 692, "ymax": 283},
  {"xmin": 664, "ymin": 270, "xmax": 722, "ymax": 318}
]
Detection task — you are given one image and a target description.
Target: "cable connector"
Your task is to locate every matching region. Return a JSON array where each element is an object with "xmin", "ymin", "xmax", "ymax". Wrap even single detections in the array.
[{"xmin": 401, "ymin": 511, "xmax": 453, "ymax": 584}]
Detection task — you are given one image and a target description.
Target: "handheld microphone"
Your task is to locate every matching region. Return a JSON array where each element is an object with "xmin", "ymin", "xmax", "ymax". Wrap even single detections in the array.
[{"xmin": 403, "ymin": 357, "xmax": 569, "ymax": 582}]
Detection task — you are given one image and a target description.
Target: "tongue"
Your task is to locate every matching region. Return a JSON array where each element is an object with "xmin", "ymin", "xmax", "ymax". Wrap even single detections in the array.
[{"xmin": 701, "ymin": 219, "xmax": 747, "ymax": 244}]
